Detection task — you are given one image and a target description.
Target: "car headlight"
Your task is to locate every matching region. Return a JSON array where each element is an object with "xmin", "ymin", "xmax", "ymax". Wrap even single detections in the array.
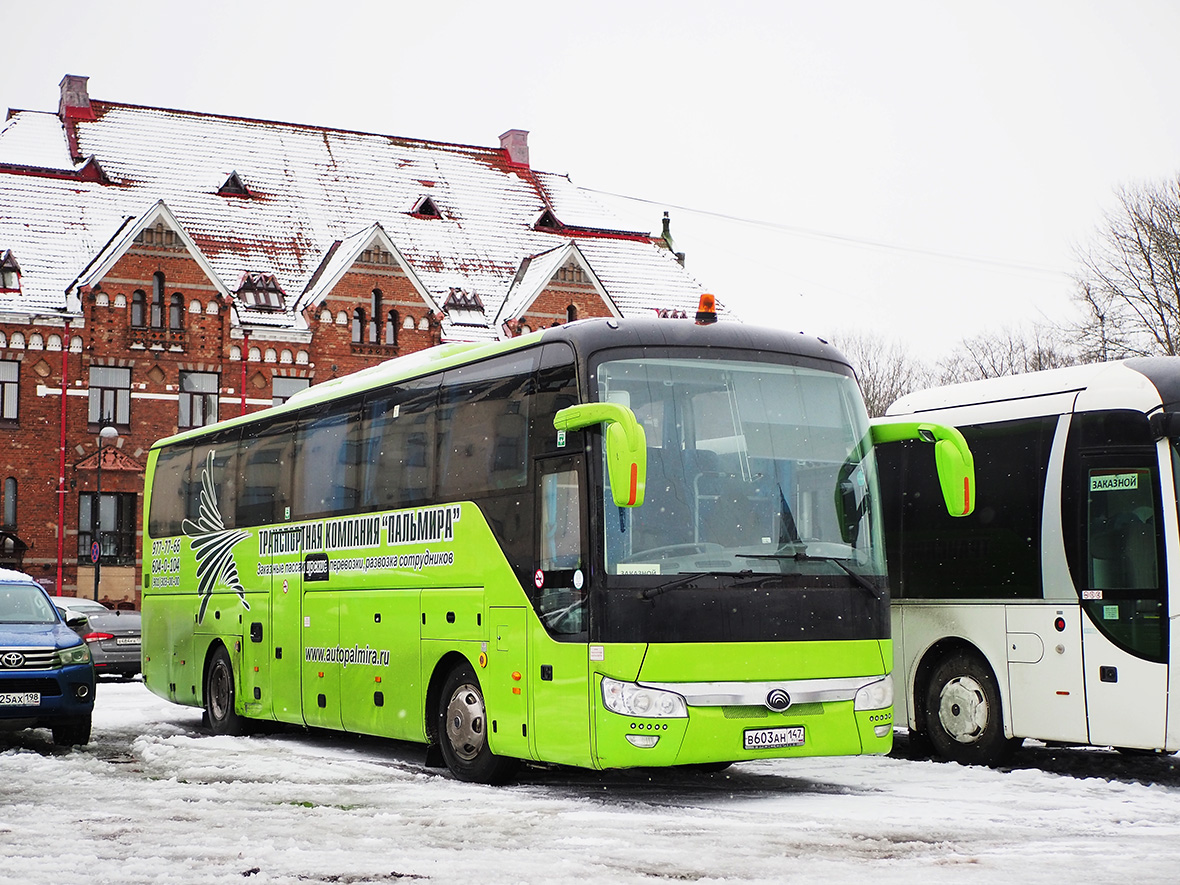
[
  {"xmin": 853, "ymin": 676, "xmax": 893, "ymax": 711},
  {"xmin": 601, "ymin": 677, "xmax": 687, "ymax": 718},
  {"xmin": 57, "ymin": 643, "xmax": 92, "ymax": 666}
]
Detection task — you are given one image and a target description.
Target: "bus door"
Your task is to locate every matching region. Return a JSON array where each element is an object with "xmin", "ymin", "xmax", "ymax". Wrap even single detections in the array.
[
  {"xmin": 268, "ymin": 528, "xmax": 306, "ymax": 724},
  {"xmin": 528, "ymin": 455, "xmax": 593, "ymax": 767},
  {"xmin": 1064, "ymin": 412, "xmax": 1169, "ymax": 749}
]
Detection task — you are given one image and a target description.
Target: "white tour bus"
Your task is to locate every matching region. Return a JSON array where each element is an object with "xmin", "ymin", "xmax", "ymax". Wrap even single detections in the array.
[{"xmin": 878, "ymin": 357, "xmax": 1180, "ymax": 764}]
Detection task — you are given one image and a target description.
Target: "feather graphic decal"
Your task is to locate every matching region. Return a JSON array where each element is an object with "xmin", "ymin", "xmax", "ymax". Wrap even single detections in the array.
[{"xmin": 182, "ymin": 450, "xmax": 250, "ymax": 624}]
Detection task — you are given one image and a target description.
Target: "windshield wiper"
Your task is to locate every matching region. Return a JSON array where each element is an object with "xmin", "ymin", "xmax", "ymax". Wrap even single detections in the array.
[
  {"xmin": 641, "ymin": 570, "xmax": 753, "ymax": 600},
  {"xmin": 737, "ymin": 549, "xmax": 884, "ymax": 602}
]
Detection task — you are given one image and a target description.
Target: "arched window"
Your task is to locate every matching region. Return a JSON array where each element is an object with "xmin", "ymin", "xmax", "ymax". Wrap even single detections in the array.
[
  {"xmin": 150, "ymin": 273, "xmax": 165, "ymax": 328},
  {"xmin": 169, "ymin": 293, "xmax": 184, "ymax": 330},
  {"xmin": 386, "ymin": 310, "xmax": 398, "ymax": 346},
  {"xmin": 3, "ymin": 477, "xmax": 16, "ymax": 528},
  {"xmin": 131, "ymin": 290, "xmax": 146, "ymax": 327},
  {"xmin": 352, "ymin": 308, "xmax": 365, "ymax": 343},
  {"xmin": 369, "ymin": 290, "xmax": 382, "ymax": 343},
  {"xmin": 566, "ymin": 304, "xmax": 578, "ymax": 323}
]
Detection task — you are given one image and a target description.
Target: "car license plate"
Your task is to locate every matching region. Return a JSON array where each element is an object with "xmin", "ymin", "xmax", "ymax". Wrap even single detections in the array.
[
  {"xmin": 115, "ymin": 637, "xmax": 138, "ymax": 645},
  {"xmin": 743, "ymin": 725, "xmax": 805, "ymax": 750},
  {"xmin": 0, "ymin": 692, "xmax": 40, "ymax": 706}
]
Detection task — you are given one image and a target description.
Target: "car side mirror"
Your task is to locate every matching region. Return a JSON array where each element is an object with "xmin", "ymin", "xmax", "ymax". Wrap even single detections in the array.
[
  {"xmin": 66, "ymin": 615, "xmax": 87, "ymax": 629},
  {"xmin": 554, "ymin": 402, "xmax": 647, "ymax": 507}
]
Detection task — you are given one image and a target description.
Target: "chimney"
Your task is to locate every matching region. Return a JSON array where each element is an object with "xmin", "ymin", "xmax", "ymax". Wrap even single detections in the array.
[
  {"xmin": 58, "ymin": 75, "xmax": 96, "ymax": 123},
  {"xmin": 499, "ymin": 129, "xmax": 530, "ymax": 168}
]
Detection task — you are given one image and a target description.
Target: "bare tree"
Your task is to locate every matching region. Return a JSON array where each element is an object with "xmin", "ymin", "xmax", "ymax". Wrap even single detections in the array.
[
  {"xmin": 832, "ymin": 333, "xmax": 932, "ymax": 417},
  {"xmin": 1072, "ymin": 177, "xmax": 1180, "ymax": 358},
  {"xmin": 935, "ymin": 325, "xmax": 1080, "ymax": 385}
]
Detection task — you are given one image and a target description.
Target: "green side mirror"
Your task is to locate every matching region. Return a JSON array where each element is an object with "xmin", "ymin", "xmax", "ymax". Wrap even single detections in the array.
[
  {"xmin": 871, "ymin": 419, "xmax": 975, "ymax": 517},
  {"xmin": 554, "ymin": 403, "xmax": 647, "ymax": 507}
]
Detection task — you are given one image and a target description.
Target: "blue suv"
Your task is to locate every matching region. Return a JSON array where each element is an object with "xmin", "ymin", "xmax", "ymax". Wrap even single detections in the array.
[{"xmin": 0, "ymin": 569, "xmax": 95, "ymax": 746}]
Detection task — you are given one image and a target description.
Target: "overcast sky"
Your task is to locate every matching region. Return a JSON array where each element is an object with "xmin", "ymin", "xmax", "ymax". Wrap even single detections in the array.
[{"xmin": 6, "ymin": 0, "xmax": 1180, "ymax": 362}]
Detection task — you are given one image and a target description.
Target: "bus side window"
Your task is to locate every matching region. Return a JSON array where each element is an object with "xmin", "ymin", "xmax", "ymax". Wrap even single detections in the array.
[
  {"xmin": 148, "ymin": 445, "xmax": 191, "ymax": 538},
  {"xmin": 1087, "ymin": 468, "xmax": 1158, "ymax": 591},
  {"xmin": 237, "ymin": 418, "xmax": 298, "ymax": 526},
  {"xmin": 438, "ymin": 353, "xmax": 535, "ymax": 498},
  {"xmin": 360, "ymin": 380, "xmax": 438, "ymax": 510},
  {"xmin": 293, "ymin": 403, "xmax": 362, "ymax": 519}
]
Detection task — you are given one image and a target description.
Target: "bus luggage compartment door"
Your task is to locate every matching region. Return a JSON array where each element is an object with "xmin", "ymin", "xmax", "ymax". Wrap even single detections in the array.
[{"xmin": 1005, "ymin": 604, "xmax": 1087, "ymax": 744}]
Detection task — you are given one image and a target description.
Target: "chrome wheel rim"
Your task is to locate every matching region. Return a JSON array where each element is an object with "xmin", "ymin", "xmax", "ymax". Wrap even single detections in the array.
[{"xmin": 444, "ymin": 683, "xmax": 486, "ymax": 761}]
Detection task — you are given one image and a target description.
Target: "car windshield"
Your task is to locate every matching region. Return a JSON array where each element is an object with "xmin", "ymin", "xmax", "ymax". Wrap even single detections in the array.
[
  {"xmin": 0, "ymin": 584, "xmax": 58, "ymax": 624},
  {"xmin": 598, "ymin": 356, "xmax": 885, "ymax": 579}
]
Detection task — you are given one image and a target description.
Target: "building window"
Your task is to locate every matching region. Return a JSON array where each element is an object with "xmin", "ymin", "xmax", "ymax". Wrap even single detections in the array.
[
  {"xmin": 151, "ymin": 273, "xmax": 166, "ymax": 329},
  {"xmin": 169, "ymin": 293, "xmax": 184, "ymax": 330},
  {"xmin": 179, "ymin": 371, "xmax": 219, "ymax": 428},
  {"xmin": 77, "ymin": 492, "xmax": 137, "ymax": 566},
  {"xmin": 0, "ymin": 250, "xmax": 20, "ymax": 291},
  {"xmin": 88, "ymin": 366, "xmax": 130, "ymax": 426},
  {"xmin": 352, "ymin": 308, "xmax": 365, "ymax": 344},
  {"xmin": 2, "ymin": 477, "xmax": 15, "ymax": 528},
  {"xmin": 566, "ymin": 304, "xmax": 578, "ymax": 323},
  {"xmin": 272, "ymin": 376, "xmax": 310, "ymax": 407},
  {"xmin": 131, "ymin": 290, "xmax": 146, "ymax": 327},
  {"xmin": 386, "ymin": 310, "xmax": 398, "ymax": 346},
  {"xmin": 370, "ymin": 290, "xmax": 382, "ymax": 343},
  {"xmin": 0, "ymin": 361, "xmax": 17, "ymax": 421}
]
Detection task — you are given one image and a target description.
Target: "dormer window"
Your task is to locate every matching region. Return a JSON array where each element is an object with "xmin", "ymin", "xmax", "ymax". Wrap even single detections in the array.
[
  {"xmin": 0, "ymin": 251, "xmax": 21, "ymax": 292},
  {"xmin": 442, "ymin": 289, "xmax": 485, "ymax": 326},
  {"xmin": 218, "ymin": 172, "xmax": 251, "ymax": 198},
  {"xmin": 534, "ymin": 209, "xmax": 562, "ymax": 231},
  {"xmin": 235, "ymin": 271, "xmax": 285, "ymax": 311},
  {"xmin": 410, "ymin": 196, "xmax": 441, "ymax": 218}
]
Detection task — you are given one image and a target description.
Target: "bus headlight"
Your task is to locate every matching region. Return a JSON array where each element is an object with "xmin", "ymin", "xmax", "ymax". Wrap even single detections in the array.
[
  {"xmin": 853, "ymin": 676, "xmax": 893, "ymax": 711},
  {"xmin": 601, "ymin": 677, "xmax": 687, "ymax": 718}
]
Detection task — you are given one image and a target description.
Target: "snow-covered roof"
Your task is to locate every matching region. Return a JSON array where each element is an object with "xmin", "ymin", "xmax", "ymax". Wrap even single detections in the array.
[{"xmin": 0, "ymin": 90, "xmax": 712, "ymax": 338}]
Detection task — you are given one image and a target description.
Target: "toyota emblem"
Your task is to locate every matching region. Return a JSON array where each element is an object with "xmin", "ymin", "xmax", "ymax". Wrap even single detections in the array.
[
  {"xmin": 765, "ymin": 688, "xmax": 791, "ymax": 712},
  {"xmin": 1, "ymin": 651, "xmax": 25, "ymax": 668}
]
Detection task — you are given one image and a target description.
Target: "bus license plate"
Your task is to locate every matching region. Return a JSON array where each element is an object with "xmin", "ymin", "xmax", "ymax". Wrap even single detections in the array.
[
  {"xmin": 0, "ymin": 692, "xmax": 40, "ymax": 706},
  {"xmin": 744, "ymin": 726, "xmax": 805, "ymax": 750}
]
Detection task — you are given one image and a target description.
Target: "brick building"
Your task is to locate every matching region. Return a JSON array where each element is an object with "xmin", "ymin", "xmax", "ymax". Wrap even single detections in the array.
[{"xmin": 0, "ymin": 75, "xmax": 710, "ymax": 604}]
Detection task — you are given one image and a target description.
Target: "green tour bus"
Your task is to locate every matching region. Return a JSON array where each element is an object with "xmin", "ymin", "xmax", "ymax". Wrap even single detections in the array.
[{"xmin": 141, "ymin": 310, "xmax": 972, "ymax": 782}]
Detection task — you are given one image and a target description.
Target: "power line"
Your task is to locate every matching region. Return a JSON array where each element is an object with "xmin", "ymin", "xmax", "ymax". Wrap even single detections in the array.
[{"xmin": 578, "ymin": 185, "xmax": 1071, "ymax": 279}]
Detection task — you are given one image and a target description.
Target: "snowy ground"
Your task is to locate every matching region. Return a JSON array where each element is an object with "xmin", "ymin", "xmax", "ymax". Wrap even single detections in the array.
[{"xmin": 3, "ymin": 682, "xmax": 1180, "ymax": 885}]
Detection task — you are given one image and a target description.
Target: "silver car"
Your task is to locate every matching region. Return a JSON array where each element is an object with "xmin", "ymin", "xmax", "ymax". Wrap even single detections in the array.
[{"xmin": 77, "ymin": 610, "xmax": 141, "ymax": 680}]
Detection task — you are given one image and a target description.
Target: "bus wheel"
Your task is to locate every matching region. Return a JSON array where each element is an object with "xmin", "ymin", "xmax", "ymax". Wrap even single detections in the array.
[
  {"xmin": 437, "ymin": 664, "xmax": 517, "ymax": 784},
  {"xmin": 205, "ymin": 646, "xmax": 247, "ymax": 736},
  {"xmin": 924, "ymin": 652, "xmax": 1018, "ymax": 766}
]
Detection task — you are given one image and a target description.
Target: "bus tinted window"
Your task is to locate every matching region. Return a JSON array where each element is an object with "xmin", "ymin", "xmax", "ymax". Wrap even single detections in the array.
[
  {"xmin": 1062, "ymin": 410, "xmax": 1166, "ymax": 662},
  {"xmin": 148, "ymin": 445, "xmax": 190, "ymax": 537},
  {"xmin": 237, "ymin": 418, "xmax": 297, "ymax": 527},
  {"xmin": 438, "ymin": 353, "xmax": 535, "ymax": 498},
  {"xmin": 359, "ymin": 379, "xmax": 438, "ymax": 510},
  {"xmin": 880, "ymin": 416, "xmax": 1057, "ymax": 599},
  {"xmin": 293, "ymin": 402, "xmax": 362, "ymax": 519}
]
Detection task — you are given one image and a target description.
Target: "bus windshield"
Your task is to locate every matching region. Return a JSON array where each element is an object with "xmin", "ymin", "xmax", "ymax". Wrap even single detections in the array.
[{"xmin": 597, "ymin": 356, "xmax": 884, "ymax": 581}]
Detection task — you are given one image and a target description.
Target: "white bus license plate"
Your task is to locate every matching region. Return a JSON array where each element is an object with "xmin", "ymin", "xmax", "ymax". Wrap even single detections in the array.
[
  {"xmin": 744, "ymin": 726, "xmax": 805, "ymax": 750},
  {"xmin": 0, "ymin": 692, "xmax": 40, "ymax": 706}
]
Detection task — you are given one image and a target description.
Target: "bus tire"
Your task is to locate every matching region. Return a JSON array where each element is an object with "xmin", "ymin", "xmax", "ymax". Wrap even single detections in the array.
[
  {"xmin": 924, "ymin": 652, "xmax": 1018, "ymax": 766},
  {"xmin": 205, "ymin": 646, "xmax": 248, "ymax": 736},
  {"xmin": 437, "ymin": 663, "xmax": 517, "ymax": 784}
]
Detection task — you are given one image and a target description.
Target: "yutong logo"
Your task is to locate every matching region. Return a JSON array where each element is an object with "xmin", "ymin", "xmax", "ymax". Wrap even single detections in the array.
[
  {"xmin": 1, "ymin": 651, "xmax": 25, "ymax": 668},
  {"xmin": 765, "ymin": 688, "xmax": 791, "ymax": 712}
]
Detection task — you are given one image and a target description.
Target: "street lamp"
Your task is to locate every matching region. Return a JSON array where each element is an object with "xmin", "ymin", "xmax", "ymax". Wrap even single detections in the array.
[{"xmin": 92, "ymin": 423, "xmax": 119, "ymax": 602}]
